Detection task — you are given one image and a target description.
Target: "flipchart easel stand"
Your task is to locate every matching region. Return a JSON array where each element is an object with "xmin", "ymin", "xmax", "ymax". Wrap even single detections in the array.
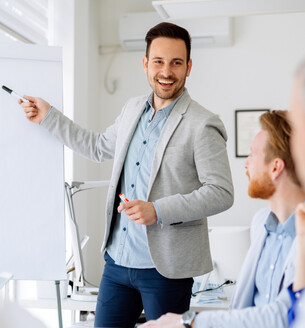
[
  {"xmin": 64, "ymin": 180, "xmax": 110, "ymax": 302},
  {"xmin": 55, "ymin": 280, "xmax": 63, "ymax": 328}
]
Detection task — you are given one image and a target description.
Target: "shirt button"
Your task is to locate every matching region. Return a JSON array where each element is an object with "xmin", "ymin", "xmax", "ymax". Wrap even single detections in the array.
[
  {"xmin": 270, "ymin": 264, "xmax": 274, "ymax": 270},
  {"xmin": 123, "ymin": 227, "xmax": 126, "ymax": 231},
  {"xmin": 131, "ymin": 184, "xmax": 134, "ymax": 188},
  {"xmin": 136, "ymin": 162, "xmax": 140, "ymax": 166},
  {"xmin": 278, "ymin": 235, "xmax": 283, "ymax": 240},
  {"xmin": 143, "ymin": 140, "xmax": 147, "ymax": 144},
  {"xmin": 296, "ymin": 292, "xmax": 301, "ymax": 299},
  {"xmin": 266, "ymin": 294, "xmax": 269, "ymax": 299}
]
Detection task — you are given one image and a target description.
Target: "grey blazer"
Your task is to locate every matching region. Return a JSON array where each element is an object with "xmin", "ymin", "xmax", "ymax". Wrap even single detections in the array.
[
  {"xmin": 195, "ymin": 207, "xmax": 296, "ymax": 328},
  {"xmin": 41, "ymin": 90, "xmax": 234, "ymax": 279}
]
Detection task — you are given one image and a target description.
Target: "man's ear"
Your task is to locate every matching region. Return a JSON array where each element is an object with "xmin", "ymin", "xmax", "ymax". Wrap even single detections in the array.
[
  {"xmin": 271, "ymin": 158, "xmax": 285, "ymax": 180},
  {"xmin": 186, "ymin": 58, "xmax": 192, "ymax": 77},
  {"xmin": 142, "ymin": 55, "xmax": 148, "ymax": 74}
]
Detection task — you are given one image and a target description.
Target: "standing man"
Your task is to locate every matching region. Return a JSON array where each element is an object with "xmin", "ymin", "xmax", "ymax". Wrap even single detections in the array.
[
  {"xmin": 19, "ymin": 23, "xmax": 233, "ymax": 327},
  {"xmin": 143, "ymin": 110, "xmax": 305, "ymax": 328}
]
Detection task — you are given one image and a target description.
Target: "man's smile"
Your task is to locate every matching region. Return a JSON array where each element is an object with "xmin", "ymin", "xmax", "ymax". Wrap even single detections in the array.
[{"xmin": 157, "ymin": 78, "xmax": 175, "ymax": 88}]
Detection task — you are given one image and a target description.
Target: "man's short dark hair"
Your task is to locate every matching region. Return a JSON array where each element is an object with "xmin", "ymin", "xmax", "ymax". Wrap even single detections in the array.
[{"xmin": 145, "ymin": 22, "xmax": 191, "ymax": 62}]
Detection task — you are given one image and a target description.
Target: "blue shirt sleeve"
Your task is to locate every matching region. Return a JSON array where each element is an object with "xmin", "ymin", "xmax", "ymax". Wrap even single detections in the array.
[
  {"xmin": 153, "ymin": 201, "xmax": 162, "ymax": 224},
  {"xmin": 287, "ymin": 284, "xmax": 304, "ymax": 326}
]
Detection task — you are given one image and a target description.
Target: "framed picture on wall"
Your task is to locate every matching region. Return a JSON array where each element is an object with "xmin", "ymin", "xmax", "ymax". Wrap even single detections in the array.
[{"xmin": 235, "ymin": 109, "xmax": 270, "ymax": 158}]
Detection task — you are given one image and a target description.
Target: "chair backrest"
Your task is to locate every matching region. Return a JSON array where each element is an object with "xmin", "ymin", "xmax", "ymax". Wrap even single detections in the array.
[
  {"xmin": 208, "ymin": 226, "xmax": 250, "ymax": 283},
  {"xmin": 192, "ymin": 226, "xmax": 250, "ymax": 301}
]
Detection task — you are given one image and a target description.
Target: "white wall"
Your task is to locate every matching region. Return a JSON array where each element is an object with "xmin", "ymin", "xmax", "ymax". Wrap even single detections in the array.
[
  {"xmin": 70, "ymin": 0, "xmax": 105, "ymax": 286},
  {"xmin": 51, "ymin": 0, "xmax": 105, "ymax": 286},
  {"xmin": 189, "ymin": 12, "xmax": 305, "ymax": 226}
]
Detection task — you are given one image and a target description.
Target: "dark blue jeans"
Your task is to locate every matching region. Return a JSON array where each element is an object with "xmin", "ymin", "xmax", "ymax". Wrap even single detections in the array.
[{"xmin": 94, "ymin": 252, "xmax": 193, "ymax": 328}]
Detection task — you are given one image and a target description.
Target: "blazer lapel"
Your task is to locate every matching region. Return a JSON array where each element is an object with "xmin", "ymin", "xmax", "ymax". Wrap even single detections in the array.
[
  {"xmin": 112, "ymin": 103, "xmax": 145, "ymax": 184},
  {"xmin": 231, "ymin": 228, "xmax": 267, "ymax": 309},
  {"xmin": 278, "ymin": 238, "xmax": 297, "ymax": 292},
  {"xmin": 147, "ymin": 91, "xmax": 191, "ymax": 198}
]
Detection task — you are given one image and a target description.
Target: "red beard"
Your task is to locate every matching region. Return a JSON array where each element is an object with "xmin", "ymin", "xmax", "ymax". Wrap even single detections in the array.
[{"xmin": 247, "ymin": 171, "xmax": 276, "ymax": 199}]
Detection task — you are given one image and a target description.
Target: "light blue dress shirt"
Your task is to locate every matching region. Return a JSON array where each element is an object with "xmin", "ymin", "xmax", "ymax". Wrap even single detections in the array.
[
  {"xmin": 106, "ymin": 92, "xmax": 184, "ymax": 268},
  {"xmin": 254, "ymin": 211, "xmax": 296, "ymax": 306}
]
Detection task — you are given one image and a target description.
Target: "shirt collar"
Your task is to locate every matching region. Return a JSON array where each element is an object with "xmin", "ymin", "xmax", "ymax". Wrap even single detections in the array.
[
  {"xmin": 264, "ymin": 211, "xmax": 296, "ymax": 238},
  {"xmin": 145, "ymin": 90, "xmax": 185, "ymax": 118},
  {"xmin": 264, "ymin": 212, "xmax": 278, "ymax": 233},
  {"xmin": 282, "ymin": 212, "xmax": 296, "ymax": 238}
]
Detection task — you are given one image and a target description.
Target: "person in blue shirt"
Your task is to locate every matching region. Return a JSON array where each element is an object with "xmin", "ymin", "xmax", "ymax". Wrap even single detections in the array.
[
  {"xmin": 18, "ymin": 22, "xmax": 234, "ymax": 328},
  {"xmin": 142, "ymin": 110, "xmax": 305, "ymax": 328},
  {"xmin": 287, "ymin": 60, "xmax": 305, "ymax": 327}
]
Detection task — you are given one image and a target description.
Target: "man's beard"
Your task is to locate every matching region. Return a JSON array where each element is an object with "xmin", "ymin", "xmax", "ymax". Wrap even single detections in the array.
[
  {"xmin": 153, "ymin": 77, "xmax": 185, "ymax": 100},
  {"xmin": 149, "ymin": 72, "xmax": 187, "ymax": 101},
  {"xmin": 247, "ymin": 171, "xmax": 276, "ymax": 199}
]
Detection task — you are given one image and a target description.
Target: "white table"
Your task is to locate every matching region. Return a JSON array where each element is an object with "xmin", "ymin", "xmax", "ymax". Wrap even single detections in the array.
[
  {"xmin": 19, "ymin": 296, "xmax": 230, "ymax": 325},
  {"xmin": 190, "ymin": 298, "xmax": 230, "ymax": 312},
  {"xmin": 20, "ymin": 297, "xmax": 229, "ymax": 310},
  {"xmin": 19, "ymin": 298, "xmax": 96, "ymax": 324}
]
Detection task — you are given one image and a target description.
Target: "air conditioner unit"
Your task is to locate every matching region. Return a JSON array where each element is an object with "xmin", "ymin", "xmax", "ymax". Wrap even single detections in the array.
[{"xmin": 119, "ymin": 12, "xmax": 233, "ymax": 51}]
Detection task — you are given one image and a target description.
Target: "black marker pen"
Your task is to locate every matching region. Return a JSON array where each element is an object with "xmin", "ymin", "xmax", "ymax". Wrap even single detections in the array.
[{"xmin": 2, "ymin": 85, "xmax": 29, "ymax": 102}]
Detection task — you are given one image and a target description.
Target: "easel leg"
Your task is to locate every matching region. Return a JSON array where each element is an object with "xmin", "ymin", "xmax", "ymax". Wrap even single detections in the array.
[{"xmin": 55, "ymin": 280, "xmax": 63, "ymax": 328}]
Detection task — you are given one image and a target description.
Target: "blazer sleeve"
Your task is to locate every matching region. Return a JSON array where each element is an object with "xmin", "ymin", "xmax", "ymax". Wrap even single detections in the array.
[
  {"xmin": 155, "ymin": 114, "xmax": 234, "ymax": 225},
  {"xmin": 194, "ymin": 287, "xmax": 291, "ymax": 328},
  {"xmin": 40, "ymin": 106, "xmax": 121, "ymax": 163}
]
